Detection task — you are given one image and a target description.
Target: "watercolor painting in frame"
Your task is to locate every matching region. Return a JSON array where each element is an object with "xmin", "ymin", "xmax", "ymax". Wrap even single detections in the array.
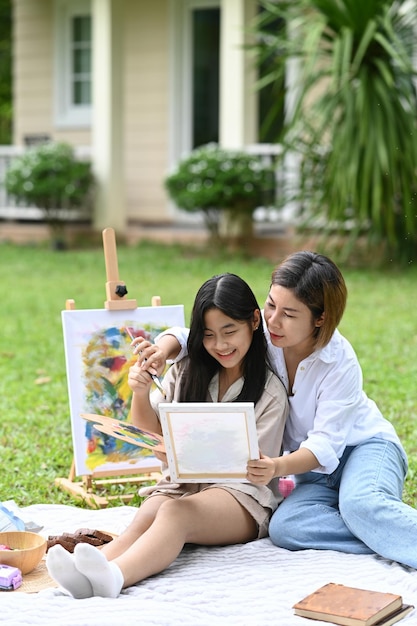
[{"xmin": 62, "ymin": 305, "xmax": 184, "ymax": 476}]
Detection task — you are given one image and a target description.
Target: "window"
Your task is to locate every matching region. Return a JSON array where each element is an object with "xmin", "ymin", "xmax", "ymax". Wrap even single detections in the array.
[
  {"xmin": 54, "ymin": 0, "xmax": 92, "ymax": 128},
  {"xmin": 72, "ymin": 14, "xmax": 92, "ymax": 106},
  {"xmin": 192, "ymin": 8, "xmax": 220, "ymax": 148},
  {"xmin": 170, "ymin": 0, "xmax": 220, "ymax": 163},
  {"xmin": 257, "ymin": 7, "xmax": 285, "ymax": 142}
]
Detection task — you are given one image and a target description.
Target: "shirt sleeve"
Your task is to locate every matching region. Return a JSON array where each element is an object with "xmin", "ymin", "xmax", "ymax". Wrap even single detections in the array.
[
  {"xmin": 298, "ymin": 355, "xmax": 364, "ymax": 474},
  {"xmin": 149, "ymin": 361, "xmax": 185, "ymax": 413},
  {"xmin": 154, "ymin": 327, "xmax": 190, "ymax": 362},
  {"xmin": 255, "ymin": 372, "xmax": 288, "ymax": 459},
  {"xmin": 254, "ymin": 371, "xmax": 289, "ymax": 498}
]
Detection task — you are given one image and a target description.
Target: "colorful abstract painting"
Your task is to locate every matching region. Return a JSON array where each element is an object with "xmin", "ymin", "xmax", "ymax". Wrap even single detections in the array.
[{"xmin": 62, "ymin": 306, "xmax": 184, "ymax": 476}]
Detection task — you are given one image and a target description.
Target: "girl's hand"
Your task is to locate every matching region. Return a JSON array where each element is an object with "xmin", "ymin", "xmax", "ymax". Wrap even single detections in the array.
[
  {"xmin": 127, "ymin": 360, "xmax": 154, "ymax": 394},
  {"xmin": 246, "ymin": 452, "xmax": 276, "ymax": 485},
  {"xmin": 154, "ymin": 450, "xmax": 168, "ymax": 464},
  {"xmin": 131, "ymin": 338, "xmax": 166, "ymax": 377}
]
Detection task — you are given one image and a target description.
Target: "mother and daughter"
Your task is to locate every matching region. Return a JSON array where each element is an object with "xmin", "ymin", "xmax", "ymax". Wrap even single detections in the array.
[
  {"xmin": 47, "ymin": 271, "xmax": 288, "ymax": 598},
  {"xmin": 47, "ymin": 251, "xmax": 417, "ymax": 599}
]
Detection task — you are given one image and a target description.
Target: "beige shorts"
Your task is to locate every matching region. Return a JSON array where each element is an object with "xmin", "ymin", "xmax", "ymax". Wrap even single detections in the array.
[{"xmin": 139, "ymin": 481, "xmax": 272, "ymax": 539}]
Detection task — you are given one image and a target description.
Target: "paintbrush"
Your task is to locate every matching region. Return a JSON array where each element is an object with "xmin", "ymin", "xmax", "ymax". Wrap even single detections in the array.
[{"xmin": 124, "ymin": 326, "xmax": 166, "ymax": 397}]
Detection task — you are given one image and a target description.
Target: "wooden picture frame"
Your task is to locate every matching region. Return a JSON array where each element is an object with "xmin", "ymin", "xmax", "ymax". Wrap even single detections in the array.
[{"xmin": 159, "ymin": 402, "xmax": 259, "ymax": 482}]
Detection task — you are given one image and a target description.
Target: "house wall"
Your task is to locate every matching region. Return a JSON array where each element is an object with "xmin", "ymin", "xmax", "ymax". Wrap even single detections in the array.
[
  {"xmin": 123, "ymin": 0, "xmax": 171, "ymax": 223},
  {"xmin": 11, "ymin": 0, "xmax": 263, "ymax": 227},
  {"xmin": 12, "ymin": 0, "xmax": 91, "ymax": 147},
  {"xmin": 12, "ymin": 0, "xmax": 170, "ymax": 222}
]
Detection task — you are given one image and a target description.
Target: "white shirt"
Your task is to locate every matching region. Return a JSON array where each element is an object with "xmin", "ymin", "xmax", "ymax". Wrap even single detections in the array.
[{"xmin": 157, "ymin": 323, "xmax": 404, "ymax": 474}]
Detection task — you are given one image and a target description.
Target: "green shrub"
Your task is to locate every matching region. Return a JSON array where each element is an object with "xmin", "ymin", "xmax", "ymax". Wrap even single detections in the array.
[
  {"xmin": 164, "ymin": 143, "xmax": 275, "ymax": 241},
  {"xmin": 4, "ymin": 142, "xmax": 94, "ymax": 245}
]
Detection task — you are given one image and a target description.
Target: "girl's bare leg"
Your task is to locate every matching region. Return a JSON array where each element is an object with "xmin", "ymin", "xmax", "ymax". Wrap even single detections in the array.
[
  {"xmin": 101, "ymin": 495, "xmax": 170, "ymax": 561},
  {"xmin": 46, "ymin": 495, "xmax": 170, "ymax": 598},
  {"xmin": 60, "ymin": 488, "xmax": 257, "ymax": 597},
  {"xmin": 51, "ymin": 488, "xmax": 257, "ymax": 598},
  {"xmin": 115, "ymin": 488, "xmax": 257, "ymax": 587}
]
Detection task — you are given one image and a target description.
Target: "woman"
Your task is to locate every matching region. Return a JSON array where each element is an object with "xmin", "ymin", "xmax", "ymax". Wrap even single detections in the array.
[
  {"xmin": 46, "ymin": 273, "xmax": 288, "ymax": 598},
  {"xmin": 151, "ymin": 252, "xmax": 417, "ymax": 569}
]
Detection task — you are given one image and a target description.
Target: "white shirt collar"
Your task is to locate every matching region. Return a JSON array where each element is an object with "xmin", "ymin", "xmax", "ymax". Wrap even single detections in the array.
[{"xmin": 208, "ymin": 372, "xmax": 244, "ymax": 402}]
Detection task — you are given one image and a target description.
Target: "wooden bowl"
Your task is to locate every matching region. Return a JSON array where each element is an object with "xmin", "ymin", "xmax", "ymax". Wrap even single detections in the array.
[{"xmin": 0, "ymin": 531, "xmax": 46, "ymax": 574}]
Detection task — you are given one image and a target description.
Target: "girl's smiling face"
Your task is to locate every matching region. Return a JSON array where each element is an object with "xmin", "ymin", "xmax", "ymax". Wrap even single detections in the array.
[
  {"xmin": 202, "ymin": 308, "xmax": 258, "ymax": 375},
  {"xmin": 264, "ymin": 285, "xmax": 323, "ymax": 355}
]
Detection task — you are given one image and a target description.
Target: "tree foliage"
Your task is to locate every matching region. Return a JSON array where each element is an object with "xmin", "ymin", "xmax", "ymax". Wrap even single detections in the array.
[{"xmin": 254, "ymin": 0, "xmax": 417, "ymax": 262}]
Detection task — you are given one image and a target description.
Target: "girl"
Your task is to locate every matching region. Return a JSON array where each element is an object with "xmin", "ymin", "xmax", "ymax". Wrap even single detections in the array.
[
  {"xmin": 46, "ymin": 273, "xmax": 288, "ymax": 598},
  {"xmin": 151, "ymin": 252, "xmax": 417, "ymax": 569}
]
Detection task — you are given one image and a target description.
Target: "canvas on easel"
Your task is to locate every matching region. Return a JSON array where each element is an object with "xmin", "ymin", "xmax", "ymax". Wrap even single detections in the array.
[
  {"xmin": 55, "ymin": 227, "xmax": 185, "ymax": 507},
  {"xmin": 61, "ymin": 305, "xmax": 184, "ymax": 477}
]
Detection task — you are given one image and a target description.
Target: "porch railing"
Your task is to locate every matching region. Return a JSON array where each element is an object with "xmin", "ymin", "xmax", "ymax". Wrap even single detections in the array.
[
  {"xmin": 0, "ymin": 143, "xmax": 294, "ymax": 223},
  {"xmin": 0, "ymin": 145, "xmax": 92, "ymax": 220}
]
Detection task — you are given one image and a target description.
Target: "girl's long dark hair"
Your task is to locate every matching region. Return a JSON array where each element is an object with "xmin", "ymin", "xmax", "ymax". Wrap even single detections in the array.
[{"xmin": 179, "ymin": 273, "xmax": 270, "ymax": 405}]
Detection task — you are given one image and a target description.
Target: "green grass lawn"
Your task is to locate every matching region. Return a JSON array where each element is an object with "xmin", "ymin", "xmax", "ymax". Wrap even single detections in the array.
[{"xmin": 1, "ymin": 240, "xmax": 416, "ymax": 509}]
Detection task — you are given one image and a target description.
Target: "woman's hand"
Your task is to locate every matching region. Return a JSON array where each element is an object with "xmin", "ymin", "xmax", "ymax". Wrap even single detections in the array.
[
  {"xmin": 246, "ymin": 452, "xmax": 277, "ymax": 485},
  {"xmin": 130, "ymin": 338, "xmax": 166, "ymax": 377}
]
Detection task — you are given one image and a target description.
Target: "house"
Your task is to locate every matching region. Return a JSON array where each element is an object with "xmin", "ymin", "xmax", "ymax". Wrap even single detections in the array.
[{"xmin": 11, "ymin": 0, "xmax": 286, "ymax": 237}]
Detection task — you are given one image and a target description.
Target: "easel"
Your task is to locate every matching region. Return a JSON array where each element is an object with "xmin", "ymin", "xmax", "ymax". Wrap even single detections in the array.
[{"xmin": 55, "ymin": 227, "xmax": 162, "ymax": 508}]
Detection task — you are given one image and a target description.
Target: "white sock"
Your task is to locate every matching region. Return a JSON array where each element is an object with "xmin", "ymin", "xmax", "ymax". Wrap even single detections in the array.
[
  {"xmin": 74, "ymin": 542, "xmax": 124, "ymax": 598},
  {"xmin": 46, "ymin": 544, "xmax": 94, "ymax": 599}
]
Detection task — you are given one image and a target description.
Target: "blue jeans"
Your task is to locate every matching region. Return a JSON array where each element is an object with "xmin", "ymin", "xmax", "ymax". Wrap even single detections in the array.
[{"xmin": 268, "ymin": 438, "xmax": 417, "ymax": 568}]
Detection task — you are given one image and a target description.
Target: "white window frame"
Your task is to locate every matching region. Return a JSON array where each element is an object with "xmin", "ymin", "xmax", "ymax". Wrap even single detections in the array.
[{"xmin": 54, "ymin": 0, "xmax": 92, "ymax": 128}]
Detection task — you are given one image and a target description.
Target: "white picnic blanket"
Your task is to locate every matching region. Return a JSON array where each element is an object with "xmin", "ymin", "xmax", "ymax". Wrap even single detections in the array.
[{"xmin": 2, "ymin": 504, "xmax": 417, "ymax": 625}]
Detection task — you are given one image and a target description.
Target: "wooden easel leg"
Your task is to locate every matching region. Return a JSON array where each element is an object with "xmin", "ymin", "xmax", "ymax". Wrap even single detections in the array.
[
  {"xmin": 54, "ymin": 470, "xmax": 161, "ymax": 508},
  {"xmin": 68, "ymin": 458, "xmax": 76, "ymax": 482},
  {"xmin": 54, "ymin": 475, "xmax": 109, "ymax": 508}
]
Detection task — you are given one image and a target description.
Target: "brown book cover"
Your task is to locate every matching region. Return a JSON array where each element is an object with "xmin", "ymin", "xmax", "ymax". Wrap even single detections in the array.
[{"xmin": 293, "ymin": 583, "xmax": 404, "ymax": 626}]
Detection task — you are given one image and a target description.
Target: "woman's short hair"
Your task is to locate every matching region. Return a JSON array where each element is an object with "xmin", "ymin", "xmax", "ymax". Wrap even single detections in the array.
[{"xmin": 271, "ymin": 251, "xmax": 347, "ymax": 349}]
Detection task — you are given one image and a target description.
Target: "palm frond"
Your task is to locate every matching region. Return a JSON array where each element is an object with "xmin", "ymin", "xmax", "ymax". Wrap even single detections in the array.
[{"xmin": 255, "ymin": 0, "xmax": 417, "ymax": 261}]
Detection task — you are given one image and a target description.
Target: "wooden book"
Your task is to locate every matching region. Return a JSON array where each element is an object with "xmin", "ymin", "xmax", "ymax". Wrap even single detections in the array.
[{"xmin": 293, "ymin": 583, "xmax": 411, "ymax": 626}]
